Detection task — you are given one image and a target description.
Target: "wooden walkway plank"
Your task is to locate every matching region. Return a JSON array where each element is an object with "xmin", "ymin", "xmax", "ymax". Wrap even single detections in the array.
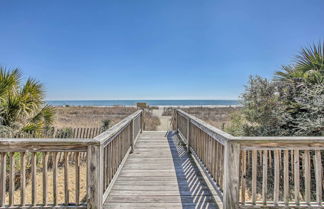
[{"xmin": 104, "ymin": 131, "xmax": 219, "ymax": 209}]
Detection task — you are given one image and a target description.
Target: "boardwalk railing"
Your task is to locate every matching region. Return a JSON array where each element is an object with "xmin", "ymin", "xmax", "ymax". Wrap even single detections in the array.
[
  {"xmin": 0, "ymin": 110, "xmax": 143, "ymax": 209},
  {"xmin": 174, "ymin": 109, "xmax": 324, "ymax": 209},
  {"xmin": 89, "ymin": 110, "xmax": 142, "ymax": 209},
  {"xmin": 0, "ymin": 138, "xmax": 93, "ymax": 208}
]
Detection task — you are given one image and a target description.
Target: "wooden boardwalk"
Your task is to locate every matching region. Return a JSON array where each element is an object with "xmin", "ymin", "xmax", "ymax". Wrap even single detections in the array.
[
  {"xmin": 2, "ymin": 110, "xmax": 324, "ymax": 209},
  {"xmin": 104, "ymin": 131, "xmax": 219, "ymax": 209}
]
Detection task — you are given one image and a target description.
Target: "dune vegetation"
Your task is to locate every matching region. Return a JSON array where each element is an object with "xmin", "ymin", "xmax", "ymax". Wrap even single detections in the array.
[{"xmin": 226, "ymin": 42, "xmax": 324, "ymax": 136}]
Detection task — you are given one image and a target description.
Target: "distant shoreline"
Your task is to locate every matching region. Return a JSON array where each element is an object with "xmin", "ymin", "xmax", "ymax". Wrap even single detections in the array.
[
  {"xmin": 46, "ymin": 100, "xmax": 241, "ymax": 107},
  {"xmin": 52, "ymin": 104, "xmax": 242, "ymax": 108},
  {"xmin": 156, "ymin": 105, "xmax": 242, "ymax": 108}
]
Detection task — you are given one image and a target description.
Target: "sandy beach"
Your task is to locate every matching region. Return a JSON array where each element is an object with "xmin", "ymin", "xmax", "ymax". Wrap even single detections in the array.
[
  {"xmin": 152, "ymin": 108, "xmax": 171, "ymax": 131},
  {"xmin": 52, "ymin": 105, "xmax": 240, "ymax": 132}
]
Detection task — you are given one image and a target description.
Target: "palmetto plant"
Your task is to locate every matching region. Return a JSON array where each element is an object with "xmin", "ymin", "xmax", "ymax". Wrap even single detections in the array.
[
  {"xmin": 101, "ymin": 119, "xmax": 111, "ymax": 130},
  {"xmin": 0, "ymin": 67, "xmax": 54, "ymax": 136},
  {"xmin": 275, "ymin": 42, "xmax": 324, "ymax": 83}
]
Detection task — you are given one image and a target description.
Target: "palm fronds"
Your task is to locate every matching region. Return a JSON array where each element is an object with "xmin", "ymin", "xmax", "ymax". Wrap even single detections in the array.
[
  {"xmin": 275, "ymin": 42, "xmax": 324, "ymax": 84},
  {"xmin": 0, "ymin": 67, "xmax": 54, "ymax": 136},
  {"xmin": 0, "ymin": 67, "xmax": 21, "ymax": 97}
]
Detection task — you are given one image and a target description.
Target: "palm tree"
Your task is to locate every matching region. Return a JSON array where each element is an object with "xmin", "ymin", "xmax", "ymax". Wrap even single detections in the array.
[
  {"xmin": 275, "ymin": 42, "xmax": 324, "ymax": 83},
  {"xmin": 0, "ymin": 67, "xmax": 54, "ymax": 136}
]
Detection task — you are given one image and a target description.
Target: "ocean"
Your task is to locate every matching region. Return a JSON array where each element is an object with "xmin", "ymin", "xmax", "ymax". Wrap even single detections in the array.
[{"xmin": 46, "ymin": 100, "xmax": 240, "ymax": 106}]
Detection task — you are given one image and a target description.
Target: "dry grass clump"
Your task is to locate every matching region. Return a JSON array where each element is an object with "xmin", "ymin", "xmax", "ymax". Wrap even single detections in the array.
[
  {"xmin": 143, "ymin": 111, "xmax": 160, "ymax": 131},
  {"xmin": 53, "ymin": 106, "xmax": 137, "ymax": 128},
  {"xmin": 53, "ymin": 106, "xmax": 161, "ymax": 131},
  {"xmin": 182, "ymin": 107, "xmax": 241, "ymax": 129},
  {"xmin": 163, "ymin": 106, "xmax": 241, "ymax": 130},
  {"xmin": 161, "ymin": 107, "xmax": 174, "ymax": 116}
]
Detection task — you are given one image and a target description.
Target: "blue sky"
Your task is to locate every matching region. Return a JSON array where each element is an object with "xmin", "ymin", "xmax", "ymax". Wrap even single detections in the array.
[{"xmin": 0, "ymin": 0, "xmax": 323, "ymax": 100}]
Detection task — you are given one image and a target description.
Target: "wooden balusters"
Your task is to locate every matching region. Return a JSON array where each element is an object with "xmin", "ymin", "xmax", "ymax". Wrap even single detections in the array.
[
  {"xmin": 75, "ymin": 152, "xmax": 80, "ymax": 205},
  {"xmin": 64, "ymin": 152, "xmax": 69, "ymax": 205},
  {"xmin": 214, "ymin": 139, "xmax": 219, "ymax": 182},
  {"xmin": 107, "ymin": 142, "xmax": 111, "ymax": 185},
  {"xmin": 218, "ymin": 144, "xmax": 224, "ymax": 181},
  {"xmin": 210, "ymin": 138, "xmax": 215, "ymax": 178},
  {"xmin": 103, "ymin": 148, "xmax": 107, "ymax": 191},
  {"xmin": 273, "ymin": 150, "xmax": 279, "ymax": 206},
  {"xmin": 186, "ymin": 117, "xmax": 190, "ymax": 152},
  {"xmin": 32, "ymin": 152, "xmax": 37, "ymax": 206},
  {"xmin": 130, "ymin": 119, "xmax": 134, "ymax": 153},
  {"xmin": 134, "ymin": 115, "xmax": 141, "ymax": 139},
  {"xmin": 304, "ymin": 150, "xmax": 311, "ymax": 205},
  {"xmin": 251, "ymin": 150, "xmax": 257, "ymax": 205},
  {"xmin": 238, "ymin": 148, "xmax": 324, "ymax": 207},
  {"xmin": 99, "ymin": 116, "xmax": 141, "ymax": 203},
  {"xmin": 283, "ymin": 150, "xmax": 289, "ymax": 205},
  {"xmin": 0, "ymin": 133, "xmax": 95, "ymax": 208},
  {"xmin": 9, "ymin": 153, "xmax": 15, "ymax": 206},
  {"xmin": 262, "ymin": 150, "xmax": 267, "ymax": 205},
  {"xmin": 21, "ymin": 152, "xmax": 26, "ymax": 206},
  {"xmin": 0, "ymin": 150, "xmax": 87, "ymax": 208},
  {"xmin": 140, "ymin": 111, "xmax": 144, "ymax": 132},
  {"xmin": 43, "ymin": 152, "xmax": 48, "ymax": 205},
  {"xmin": 314, "ymin": 150, "xmax": 322, "ymax": 206},
  {"xmin": 177, "ymin": 113, "xmax": 188, "ymax": 142},
  {"xmin": 53, "ymin": 152, "xmax": 58, "ymax": 206},
  {"xmin": 0, "ymin": 153, "xmax": 6, "ymax": 207},
  {"xmin": 241, "ymin": 150, "xmax": 247, "ymax": 204},
  {"xmin": 113, "ymin": 139, "xmax": 117, "ymax": 175},
  {"xmin": 186, "ymin": 120, "xmax": 226, "ymax": 192},
  {"xmin": 294, "ymin": 150, "xmax": 300, "ymax": 205}
]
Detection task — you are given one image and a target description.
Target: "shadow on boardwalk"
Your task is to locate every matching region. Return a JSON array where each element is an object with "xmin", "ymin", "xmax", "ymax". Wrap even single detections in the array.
[{"xmin": 166, "ymin": 131, "xmax": 219, "ymax": 209}]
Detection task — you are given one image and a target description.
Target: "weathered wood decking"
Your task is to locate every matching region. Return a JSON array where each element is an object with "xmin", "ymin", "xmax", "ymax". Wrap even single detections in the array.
[{"xmin": 104, "ymin": 131, "xmax": 219, "ymax": 209}]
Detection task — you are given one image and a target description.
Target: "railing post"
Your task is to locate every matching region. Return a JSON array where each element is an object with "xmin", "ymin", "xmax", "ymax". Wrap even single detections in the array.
[
  {"xmin": 130, "ymin": 119, "xmax": 134, "ymax": 153},
  {"xmin": 223, "ymin": 141, "xmax": 240, "ymax": 209},
  {"xmin": 175, "ymin": 110, "xmax": 178, "ymax": 133},
  {"xmin": 186, "ymin": 117, "xmax": 190, "ymax": 153},
  {"xmin": 140, "ymin": 111, "xmax": 144, "ymax": 133},
  {"xmin": 87, "ymin": 143, "xmax": 103, "ymax": 209}
]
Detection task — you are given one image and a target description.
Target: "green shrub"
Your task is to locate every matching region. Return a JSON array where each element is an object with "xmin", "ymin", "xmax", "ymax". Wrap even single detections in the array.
[{"xmin": 228, "ymin": 42, "xmax": 324, "ymax": 136}]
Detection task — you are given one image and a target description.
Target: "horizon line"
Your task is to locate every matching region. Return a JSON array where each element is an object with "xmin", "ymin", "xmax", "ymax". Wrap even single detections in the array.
[{"xmin": 45, "ymin": 98, "xmax": 240, "ymax": 101}]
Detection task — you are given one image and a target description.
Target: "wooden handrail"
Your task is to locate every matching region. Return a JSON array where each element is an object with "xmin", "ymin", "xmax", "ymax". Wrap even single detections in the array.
[
  {"xmin": 174, "ymin": 109, "xmax": 324, "ymax": 209},
  {"xmin": 0, "ymin": 138, "xmax": 97, "ymax": 146},
  {"xmin": 0, "ymin": 127, "xmax": 105, "ymax": 139},
  {"xmin": 176, "ymin": 109, "xmax": 234, "ymax": 144},
  {"xmin": 88, "ymin": 109, "xmax": 143, "ymax": 209},
  {"xmin": 176, "ymin": 109, "xmax": 324, "ymax": 143}
]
